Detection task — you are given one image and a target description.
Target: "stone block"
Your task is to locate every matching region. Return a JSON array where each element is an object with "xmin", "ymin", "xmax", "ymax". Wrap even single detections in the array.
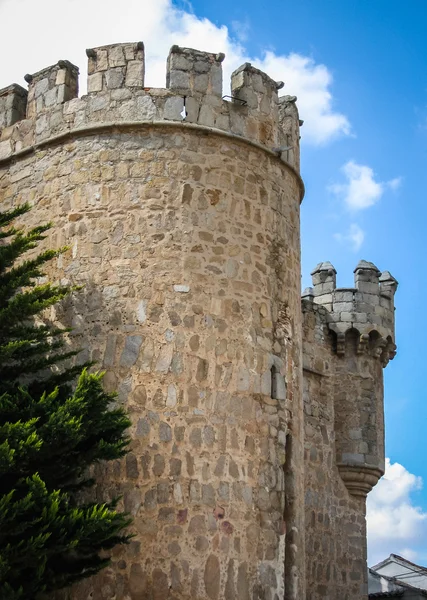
[
  {"xmin": 333, "ymin": 301, "xmax": 354, "ymax": 313},
  {"xmin": 164, "ymin": 96, "xmax": 184, "ymax": 121},
  {"xmin": 0, "ymin": 139, "xmax": 13, "ymax": 160},
  {"xmin": 88, "ymin": 72, "xmax": 103, "ymax": 93},
  {"xmin": 106, "ymin": 68, "xmax": 125, "ymax": 89},
  {"xmin": 168, "ymin": 70, "xmax": 191, "ymax": 91},
  {"xmin": 204, "ymin": 555, "xmax": 220, "ymax": 599},
  {"xmin": 109, "ymin": 45, "xmax": 126, "ymax": 67},
  {"xmin": 136, "ymin": 95, "xmax": 156, "ymax": 119},
  {"xmin": 120, "ymin": 335, "xmax": 143, "ymax": 366},
  {"xmin": 194, "ymin": 74, "xmax": 209, "ymax": 93},
  {"xmin": 55, "ymin": 69, "xmax": 67, "ymax": 85},
  {"xmin": 167, "ymin": 46, "xmax": 224, "ymax": 97},
  {"xmin": 198, "ymin": 104, "xmax": 215, "ymax": 127},
  {"xmin": 355, "ymin": 281, "xmax": 380, "ymax": 294},
  {"xmin": 340, "ymin": 312, "xmax": 356, "ymax": 322},
  {"xmin": 125, "ymin": 61, "xmax": 143, "ymax": 87},
  {"xmin": 184, "ymin": 96, "xmax": 199, "ymax": 122},
  {"xmin": 170, "ymin": 55, "xmax": 192, "ymax": 71},
  {"xmin": 314, "ymin": 293, "xmax": 333, "ymax": 305},
  {"xmin": 341, "ymin": 452, "xmax": 364, "ymax": 464},
  {"xmin": 34, "ymin": 78, "xmax": 49, "ymax": 98}
]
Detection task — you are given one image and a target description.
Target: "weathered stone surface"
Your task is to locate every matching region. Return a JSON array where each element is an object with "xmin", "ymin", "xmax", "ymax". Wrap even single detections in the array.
[
  {"xmin": 204, "ymin": 554, "xmax": 220, "ymax": 599},
  {"xmin": 0, "ymin": 39, "xmax": 395, "ymax": 600},
  {"xmin": 159, "ymin": 422, "xmax": 172, "ymax": 442},
  {"xmin": 120, "ymin": 335, "xmax": 143, "ymax": 366},
  {"xmin": 302, "ymin": 260, "xmax": 397, "ymax": 599},
  {"xmin": 129, "ymin": 564, "xmax": 148, "ymax": 600}
]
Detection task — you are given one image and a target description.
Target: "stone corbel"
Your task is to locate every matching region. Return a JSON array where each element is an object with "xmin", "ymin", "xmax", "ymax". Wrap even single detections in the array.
[
  {"xmin": 337, "ymin": 464, "xmax": 383, "ymax": 497},
  {"xmin": 357, "ymin": 333, "xmax": 370, "ymax": 355}
]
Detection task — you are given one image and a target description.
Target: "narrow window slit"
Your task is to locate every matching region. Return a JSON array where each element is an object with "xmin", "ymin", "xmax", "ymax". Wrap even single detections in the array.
[{"xmin": 271, "ymin": 364, "xmax": 278, "ymax": 399}]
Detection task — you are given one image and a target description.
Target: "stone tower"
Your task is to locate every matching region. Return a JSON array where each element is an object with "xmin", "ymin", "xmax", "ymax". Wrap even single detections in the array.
[
  {"xmin": 0, "ymin": 41, "xmax": 397, "ymax": 600},
  {"xmin": 302, "ymin": 261, "xmax": 397, "ymax": 599}
]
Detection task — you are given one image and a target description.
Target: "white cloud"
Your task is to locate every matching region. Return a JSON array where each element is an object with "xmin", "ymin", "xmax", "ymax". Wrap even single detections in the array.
[
  {"xmin": 399, "ymin": 548, "xmax": 419, "ymax": 563},
  {"xmin": 388, "ymin": 177, "xmax": 403, "ymax": 192},
  {"xmin": 231, "ymin": 19, "xmax": 250, "ymax": 43},
  {"xmin": 0, "ymin": 0, "xmax": 349, "ymax": 145},
  {"xmin": 330, "ymin": 161, "xmax": 401, "ymax": 210},
  {"xmin": 367, "ymin": 458, "xmax": 427, "ymax": 566},
  {"xmin": 334, "ymin": 223, "xmax": 365, "ymax": 251},
  {"xmin": 256, "ymin": 52, "xmax": 351, "ymax": 145}
]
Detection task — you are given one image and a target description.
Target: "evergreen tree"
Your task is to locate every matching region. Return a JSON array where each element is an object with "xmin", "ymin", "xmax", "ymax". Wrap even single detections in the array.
[{"xmin": 0, "ymin": 205, "xmax": 132, "ymax": 599}]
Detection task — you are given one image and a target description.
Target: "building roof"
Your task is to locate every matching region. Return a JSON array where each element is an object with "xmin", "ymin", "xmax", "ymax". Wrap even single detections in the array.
[
  {"xmin": 372, "ymin": 554, "xmax": 427, "ymax": 576},
  {"xmin": 369, "ymin": 557, "xmax": 427, "ymax": 598}
]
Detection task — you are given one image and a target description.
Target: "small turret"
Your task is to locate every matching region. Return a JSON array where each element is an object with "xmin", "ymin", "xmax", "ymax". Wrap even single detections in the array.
[
  {"xmin": 308, "ymin": 260, "xmax": 397, "ymax": 367},
  {"xmin": 304, "ymin": 261, "xmax": 398, "ymax": 497}
]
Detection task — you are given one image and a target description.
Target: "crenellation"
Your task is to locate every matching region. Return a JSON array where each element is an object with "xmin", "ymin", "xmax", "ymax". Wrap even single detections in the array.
[
  {"xmin": 0, "ymin": 43, "xmax": 302, "ymax": 172},
  {"xmin": 0, "ymin": 84, "xmax": 27, "ymax": 129},
  {"xmin": 278, "ymin": 95, "xmax": 301, "ymax": 171},
  {"xmin": 231, "ymin": 62, "xmax": 281, "ymax": 105},
  {"xmin": 86, "ymin": 42, "xmax": 145, "ymax": 93},
  {"xmin": 1, "ymin": 43, "xmax": 305, "ymax": 596},
  {"xmin": 167, "ymin": 45, "xmax": 224, "ymax": 97},
  {"xmin": 231, "ymin": 62, "xmax": 283, "ymax": 147},
  {"xmin": 309, "ymin": 261, "xmax": 397, "ymax": 363},
  {"xmin": 25, "ymin": 60, "xmax": 79, "ymax": 118},
  {"xmin": 354, "ymin": 259, "xmax": 381, "ymax": 291},
  {"xmin": 379, "ymin": 270, "xmax": 398, "ymax": 298},
  {"xmin": 311, "ymin": 261, "xmax": 337, "ymax": 294}
]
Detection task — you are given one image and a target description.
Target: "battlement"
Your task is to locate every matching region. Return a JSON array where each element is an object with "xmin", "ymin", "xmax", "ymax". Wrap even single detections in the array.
[
  {"xmin": 302, "ymin": 260, "xmax": 398, "ymax": 366},
  {"xmin": 0, "ymin": 42, "xmax": 301, "ymax": 171},
  {"xmin": 25, "ymin": 60, "xmax": 79, "ymax": 118},
  {"xmin": 87, "ymin": 42, "xmax": 145, "ymax": 92},
  {"xmin": 0, "ymin": 84, "xmax": 27, "ymax": 129}
]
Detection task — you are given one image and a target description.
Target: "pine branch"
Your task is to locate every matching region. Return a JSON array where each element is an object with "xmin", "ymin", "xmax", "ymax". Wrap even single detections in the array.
[{"xmin": 0, "ymin": 206, "xmax": 132, "ymax": 598}]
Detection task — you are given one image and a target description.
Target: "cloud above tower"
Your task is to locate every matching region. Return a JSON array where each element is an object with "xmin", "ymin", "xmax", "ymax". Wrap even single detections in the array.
[
  {"xmin": 0, "ymin": 0, "xmax": 350, "ymax": 145},
  {"xmin": 330, "ymin": 160, "xmax": 402, "ymax": 211},
  {"xmin": 334, "ymin": 223, "xmax": 365, "ymax": 251}
]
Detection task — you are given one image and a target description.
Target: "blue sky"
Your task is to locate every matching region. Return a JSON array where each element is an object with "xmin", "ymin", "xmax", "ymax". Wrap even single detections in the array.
[{"xmin": 1, "ymin": 0, "xmax": 427, "ymax": 566}]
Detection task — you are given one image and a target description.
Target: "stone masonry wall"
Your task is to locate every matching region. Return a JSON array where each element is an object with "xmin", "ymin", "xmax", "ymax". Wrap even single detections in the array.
[
  {"xmin": 0, "ymin": 43, "xmax": 301, "ymax": 171},
  {"xmin": 0, "ymin": 42, "xmax": 305, "ymax": 600},
  {"xmin": 1, "ymin": 37, "xmax": 397, "ymax": 600},
  {"xmin": 302, "ymin": 261, "xmax": 397, "ymax": 600},
  {"xmin": 302, "ymin": 303, "xmax": 368, "ymax": 600}
]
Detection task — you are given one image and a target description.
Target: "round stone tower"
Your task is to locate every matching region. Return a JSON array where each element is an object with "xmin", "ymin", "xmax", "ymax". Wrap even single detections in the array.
[
  {"xmin": 301, "ymin": 261, "xmax": 397, "ymax": 599},
  {"xmin": 306, "ymin": 260, "xmax": 397, "ymax": 497},
  {"xmin": 0, "ymin": 43, "xmax": 305, "ymax": 599}
]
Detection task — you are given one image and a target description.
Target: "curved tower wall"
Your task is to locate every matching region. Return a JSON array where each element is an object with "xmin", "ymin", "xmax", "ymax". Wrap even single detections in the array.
[{"xmin": 0, "ymin": 43, "xmax": 304, "ymax": 600}]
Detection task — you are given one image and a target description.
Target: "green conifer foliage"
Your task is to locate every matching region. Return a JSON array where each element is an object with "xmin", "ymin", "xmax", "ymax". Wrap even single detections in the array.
[{"xmin": 0, "ymin": 205, "xmax": 132, "ymax": 599}]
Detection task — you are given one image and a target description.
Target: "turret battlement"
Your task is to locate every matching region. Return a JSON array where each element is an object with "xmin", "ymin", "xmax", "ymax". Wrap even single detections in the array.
[
  {"xmin": 303, "ymin": 260, "xmax": 397, "ymax": 366},
  {"xmin": 0, "ymin": 42, "xmax": 301, "ymax": 171}
]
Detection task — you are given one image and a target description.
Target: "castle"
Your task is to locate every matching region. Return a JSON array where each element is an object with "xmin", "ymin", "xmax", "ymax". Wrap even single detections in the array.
[{"xmin": 0, "ymin": 42, "xmax": 397, "ymax": 600}]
